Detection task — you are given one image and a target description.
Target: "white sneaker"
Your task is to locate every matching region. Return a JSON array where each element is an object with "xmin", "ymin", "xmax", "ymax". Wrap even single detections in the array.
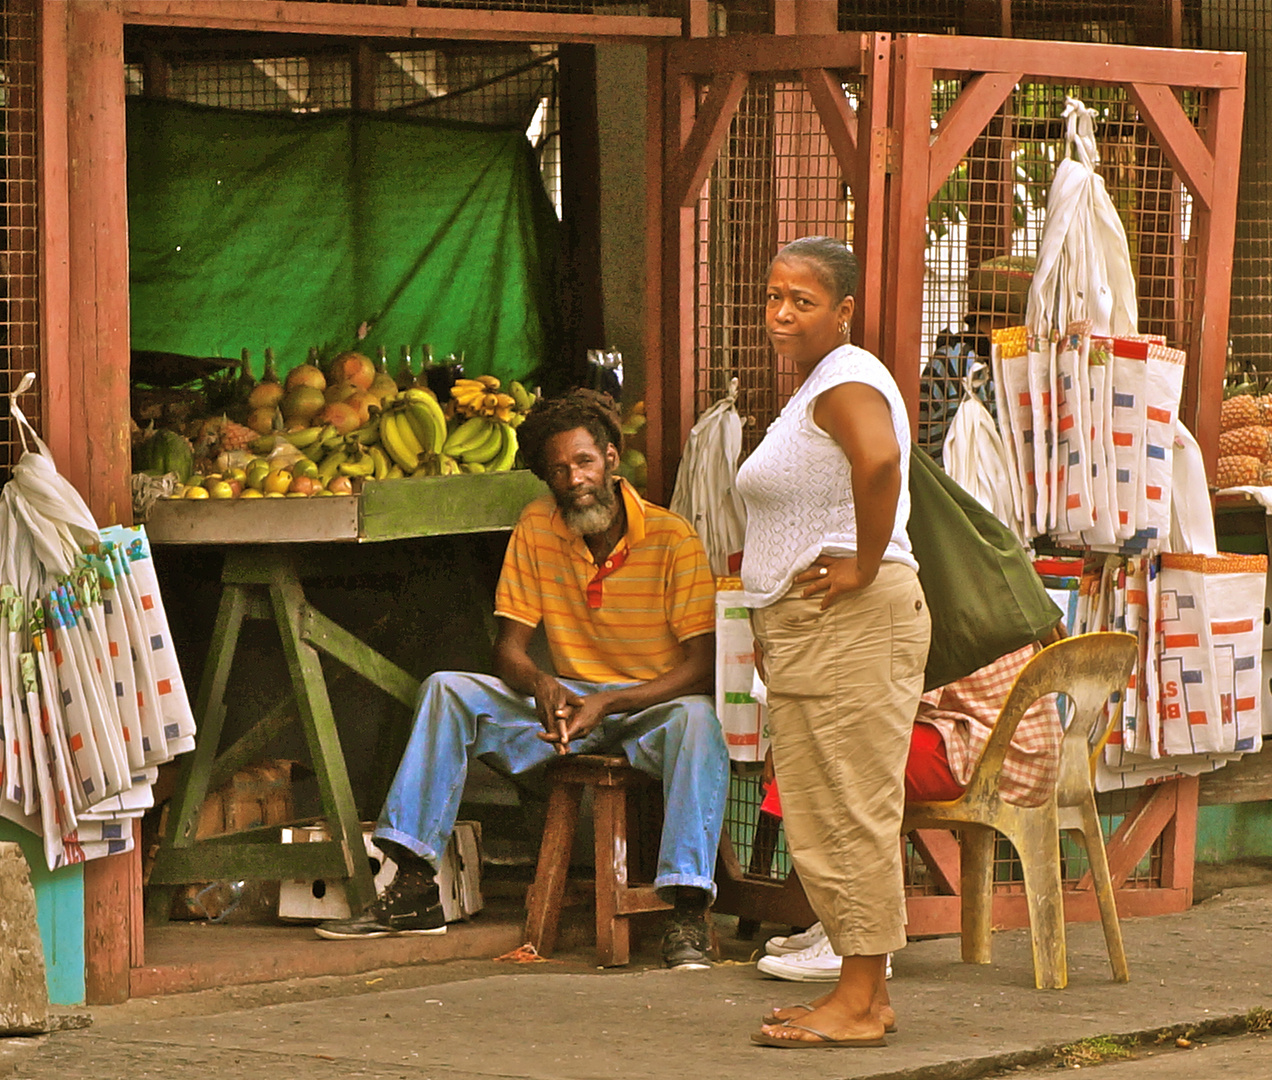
[
  {"xmin": 756, "ymin": 936, "xmax": 842, "ymax": 981},
  {"xmin": 757, "ymin": 937, "xmax": 895, "ymax": 983},
  {"xmin": 764, "ymin": 921, "xmax": 827, "ymax": 956}
]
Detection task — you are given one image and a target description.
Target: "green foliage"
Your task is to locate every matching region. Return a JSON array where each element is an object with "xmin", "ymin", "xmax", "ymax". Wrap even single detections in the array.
[{"xmin": 1057, "ymin": 1035, "xmax": 1136, "ymax": 1067}]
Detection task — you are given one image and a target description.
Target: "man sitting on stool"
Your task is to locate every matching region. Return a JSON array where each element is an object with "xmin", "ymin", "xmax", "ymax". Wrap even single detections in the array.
[{"xmin": 316, "ymin": 389, "xmax": 730, "ymax": 970}]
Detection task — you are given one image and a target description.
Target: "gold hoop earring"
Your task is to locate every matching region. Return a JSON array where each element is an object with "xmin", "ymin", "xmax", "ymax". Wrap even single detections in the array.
[{"xmin": 838, "ymin": 321, "xmax": 848, "ymax": 335}]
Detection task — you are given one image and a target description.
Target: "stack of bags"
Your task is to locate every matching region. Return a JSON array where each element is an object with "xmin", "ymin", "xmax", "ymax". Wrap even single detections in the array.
[
  {"xmin": 0, "ymin": 375, "xmax": 195, "ymax": 870},
  {"xmin": 976, "ymin": 98, "xmax": 1265, "ymax": 791}
]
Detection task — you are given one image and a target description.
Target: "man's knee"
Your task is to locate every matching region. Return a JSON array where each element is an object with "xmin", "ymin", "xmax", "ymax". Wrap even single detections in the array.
[{"xmin": 668, "ymin": 696, "xmax": 728, "ymax": 759}]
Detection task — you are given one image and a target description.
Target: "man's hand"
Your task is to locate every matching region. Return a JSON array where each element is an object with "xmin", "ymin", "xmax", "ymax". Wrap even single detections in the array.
[
  {"xmin": 536, "ymin": 691, "xmax": 614, "ymax": 754},
  {"xmin": 531, "ymin": 672, "xmax": 584, "ymax": 754}
]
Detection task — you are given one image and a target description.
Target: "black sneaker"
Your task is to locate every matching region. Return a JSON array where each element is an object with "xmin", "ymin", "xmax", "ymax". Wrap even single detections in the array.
[
  {"xmin": 314, "ymin": 871, "xmax": 446, "ymax": 940},
  {"xmin": 660, "ymin": 912, "xmax": 713, "ymax": 970}
]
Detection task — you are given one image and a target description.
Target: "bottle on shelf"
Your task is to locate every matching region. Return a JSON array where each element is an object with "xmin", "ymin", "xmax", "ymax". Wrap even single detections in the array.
[
  {"xmin": 396, "ymin": 344, "xmax": 414, "ymax": 391},
  {"xmin": 425, "ymin": 347, "xmax": 463, "ymax": 402}
]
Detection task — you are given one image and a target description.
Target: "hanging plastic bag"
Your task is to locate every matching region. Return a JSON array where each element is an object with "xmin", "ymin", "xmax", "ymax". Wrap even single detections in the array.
[
  {"xmin": 1026, "ymin": 97, "xmax": 1137, "ymax": 342},
  {"xmin": 668, "ymin": 378, "xmax": 749, "ymax": 577},
  {"xmin": 942, "ymin": 361, "xmax": 1024, "ymax": 541},
  {"xmin": 1024, "ymin": 97, "xmax": 1138, "ymax": 539},
  {"xmin": 5, "ymin": 374, "xmax": 100, "ymax": 578},
  {"xmin": 1169, "ymin": 421, "xmax": 1217, "ymax": 555}
]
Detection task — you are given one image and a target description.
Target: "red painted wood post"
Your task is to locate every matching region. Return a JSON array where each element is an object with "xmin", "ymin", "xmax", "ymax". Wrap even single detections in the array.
[
  {"xmin": 66, "ymin": 0, "xmax": 135, "ymax": 1005},
  {"xmin": 882, "ymin": 36, "xmax": 930, "ymax": 432},
  {"xmin": 1159, "ymin": 775, "xmax": 1199, "ymax": 905},
  {"xmin": 855, "ymin": 33, "xmax": 892, "ymax": 362},
  {"xmin": 1188, "ymin": 79, "xmax": 1246, "ymax": 481}
]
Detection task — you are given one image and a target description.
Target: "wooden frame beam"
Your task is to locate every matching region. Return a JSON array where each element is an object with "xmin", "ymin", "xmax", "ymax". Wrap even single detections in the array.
[
  {"xmin": 118, "ymin": 1, "xmax": 681, "ymax": 44},
  {"xmin": 1126, "ymin": 82, "xmax": 1214, "ymax": 210},
  {"xmin": 666, "ymin": 70, "xmax": 748, "ymax": 209},
  {"xmin": 928, "ymin": 71, "xmax": 1021, "ymax": 203},
  {"xmin": 667, "ymin": 34, "xmax": 873, "ymax": 75},
  {"xmin": 904, "ymin": 33, "xmax": 1244, "ymax": 90},
  {"xmin": 802, "ymin": 66, "xmax": 859, "ymax": 193}
]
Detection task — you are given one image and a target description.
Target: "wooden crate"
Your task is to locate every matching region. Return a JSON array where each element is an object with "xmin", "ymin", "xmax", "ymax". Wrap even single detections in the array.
[{"xmin": 141, "ymin": 470, "xmax": 547, "ymax": 545}]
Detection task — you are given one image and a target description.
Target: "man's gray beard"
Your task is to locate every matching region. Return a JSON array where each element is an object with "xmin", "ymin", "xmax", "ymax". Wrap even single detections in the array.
[{"xmin": 559, "ymin": 480, "xmax": 619, "ymax": 536}]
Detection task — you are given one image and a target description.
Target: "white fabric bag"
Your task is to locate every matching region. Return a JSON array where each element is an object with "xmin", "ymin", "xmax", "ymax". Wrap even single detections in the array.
[
  {"xmin": 942, "ymin": 362, "xmax": 1024, "ymax": 541},
  {"xmin": 669, "ymin": 378, "xmax": 749, "ymax": 577},
  {"xmin": 1169, "ymin": 421, "xmax": 1218, "ymax": 555}
]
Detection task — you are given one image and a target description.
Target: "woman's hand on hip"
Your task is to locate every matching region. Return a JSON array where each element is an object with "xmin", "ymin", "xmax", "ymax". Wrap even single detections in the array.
[{"xmin": 794, "ymin": 555, "xmax": 874, "ymax": 609}]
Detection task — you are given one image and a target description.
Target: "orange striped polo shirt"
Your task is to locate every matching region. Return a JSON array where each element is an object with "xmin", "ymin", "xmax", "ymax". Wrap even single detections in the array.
[{"xmin": 494, "ymin": 478, "xmax": 715, "ymax": 684}]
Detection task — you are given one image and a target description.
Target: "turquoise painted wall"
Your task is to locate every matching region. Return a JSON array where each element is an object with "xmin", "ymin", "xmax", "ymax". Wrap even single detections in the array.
[
  {"xmin": 0, "ymin": 821, "xmax": 85, "ymax": 1006},
  {"xmin": 1196, "ymin": 802, "xmax": 1272, "ymax": 863}
]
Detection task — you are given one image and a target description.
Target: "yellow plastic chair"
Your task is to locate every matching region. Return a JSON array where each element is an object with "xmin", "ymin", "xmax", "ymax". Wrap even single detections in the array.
[{"xmin": 903, "ymin": 631, "xmax": 1137, "ymax": 989}]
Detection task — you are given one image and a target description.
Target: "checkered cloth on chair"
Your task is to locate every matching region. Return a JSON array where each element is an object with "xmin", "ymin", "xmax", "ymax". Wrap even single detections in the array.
[{"xmin": 915, "ymin": 645, "xmax": 1062, "ymax": 807}]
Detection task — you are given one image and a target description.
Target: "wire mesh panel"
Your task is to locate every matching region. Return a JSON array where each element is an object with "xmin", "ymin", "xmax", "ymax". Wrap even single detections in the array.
[
  {"xmin": 125, "ymin": 36, "xmax": 562, "ymax": 214},
  {"xmin": 1189, "ymin": 2, "xmax": 1272, "ymax": 380},
  {"xmin": 915, "ymin": 80, "xmax": 1199, "ymax": 462},
  {"xmin": 0, "ymin": 0, "xmax": 40, "ymax": 482},
  {"xmin": 693, "ymin": 74, "xmax": 862, "ymax": 452}
]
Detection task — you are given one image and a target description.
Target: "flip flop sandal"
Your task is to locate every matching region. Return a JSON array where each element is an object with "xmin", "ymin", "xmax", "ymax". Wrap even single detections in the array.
[
  {"xmin": 751, "ymin": 1022, "xmax": 888, "ymax": 1049},
  {"xmin": 762, "ymin": 1003, "xmax": 897, "ymax": 1033}
]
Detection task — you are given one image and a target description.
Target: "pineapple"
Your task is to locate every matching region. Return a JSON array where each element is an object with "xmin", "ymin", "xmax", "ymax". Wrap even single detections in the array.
[
  {"xmin": 1220, "ymin": 394, "xmax": 1260, "ymax": 432},
  {"xmin": 191, "ymin": 415, "xmax": 257, "ymax": 457},
  {"xmin": 1218, "ymin": 425, "xmax": 1272, "ymax": 462},
  {"xmin": 1217, "ymin": 454, "xmax": 1261, "ymax": 488}
]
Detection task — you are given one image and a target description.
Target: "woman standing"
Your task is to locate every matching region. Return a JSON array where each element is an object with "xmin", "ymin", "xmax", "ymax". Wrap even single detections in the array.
[{"xmin": 738, "ymin": 236, "xmax": 930, "ymax": 1049}]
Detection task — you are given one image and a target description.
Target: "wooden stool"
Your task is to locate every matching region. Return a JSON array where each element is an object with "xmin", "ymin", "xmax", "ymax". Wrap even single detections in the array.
[{"xmin": 524, "ymin": 754, "xmax": 671, "ymax": 965}]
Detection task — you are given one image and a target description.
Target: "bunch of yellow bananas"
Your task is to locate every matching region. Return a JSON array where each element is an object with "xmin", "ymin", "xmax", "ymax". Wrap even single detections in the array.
[
  {"xmin": 451, "ymin": 374, "xmax": 534, "ymax": 424},
  {"xmin": 377, "ymin": 388, "xmax": 449, "ymax": 474}
]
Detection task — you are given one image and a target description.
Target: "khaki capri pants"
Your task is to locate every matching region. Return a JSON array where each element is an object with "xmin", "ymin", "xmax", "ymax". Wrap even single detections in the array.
[{"xmin": 751, "ymin": 562, "xmax": 930, "ymax": 957}]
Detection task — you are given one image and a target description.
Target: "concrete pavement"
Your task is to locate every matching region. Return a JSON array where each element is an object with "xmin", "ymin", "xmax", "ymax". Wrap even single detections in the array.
[{"xmin": 4, "ymin": 883, "xmax": 1272, "ymax": 1080}]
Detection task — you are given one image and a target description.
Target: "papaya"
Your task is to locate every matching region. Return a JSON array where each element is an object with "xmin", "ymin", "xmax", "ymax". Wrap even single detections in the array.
[{"xmin": 136, "ymin": 428, "xmax": 195, "ymax": 484}]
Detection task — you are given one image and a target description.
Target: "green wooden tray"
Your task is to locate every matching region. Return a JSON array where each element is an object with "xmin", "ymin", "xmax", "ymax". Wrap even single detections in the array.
[{"xmin": 142, "ymin": 470, "xmax": 547, "ymax": 544}]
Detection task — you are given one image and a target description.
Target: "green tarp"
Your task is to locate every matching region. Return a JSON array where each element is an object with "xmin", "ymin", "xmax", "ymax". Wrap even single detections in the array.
[{"xmin": 127, "ymin": 98, "xmax": 560, "ymax": 384}]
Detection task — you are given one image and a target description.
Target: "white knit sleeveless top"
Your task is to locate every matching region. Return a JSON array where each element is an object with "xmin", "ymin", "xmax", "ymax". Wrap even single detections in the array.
[{"xmin": 736, "ymin": 345, "xmax": 916, "ymax": 607}]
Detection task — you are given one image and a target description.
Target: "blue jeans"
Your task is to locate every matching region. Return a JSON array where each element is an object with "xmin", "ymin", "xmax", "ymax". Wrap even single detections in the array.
[{"xmin": 375, "ymin": 672, "xmax": 729, "ymax": 900}]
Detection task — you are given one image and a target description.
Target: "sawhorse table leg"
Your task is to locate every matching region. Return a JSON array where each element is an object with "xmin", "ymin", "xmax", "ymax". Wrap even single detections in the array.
[{"xmin": 148, "ymin": 547, "xmax": 419, "ymax": 921}]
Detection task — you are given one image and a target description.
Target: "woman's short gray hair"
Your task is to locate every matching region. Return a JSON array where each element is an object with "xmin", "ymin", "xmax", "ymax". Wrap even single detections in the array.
[{"xmin": 769, "ymin": 236, "xmax": 860, "ymax": 303}]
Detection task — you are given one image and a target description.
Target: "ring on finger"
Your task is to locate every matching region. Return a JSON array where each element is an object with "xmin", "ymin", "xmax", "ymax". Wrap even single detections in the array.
[{"xmin": 818, "ymin": 566, "xmax": 828, "ymax": 576}]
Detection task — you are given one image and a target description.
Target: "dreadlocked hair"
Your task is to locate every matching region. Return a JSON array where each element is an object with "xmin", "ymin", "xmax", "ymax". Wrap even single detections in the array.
[{"xmin": 517, "ymin": 388, "xmax": 623, "ymax": 481}]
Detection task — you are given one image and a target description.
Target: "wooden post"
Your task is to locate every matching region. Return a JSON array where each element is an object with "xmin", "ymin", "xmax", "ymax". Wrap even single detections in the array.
[
  {"xmin": 644, "ymin": 43, "xmax": 667, "ymax": 502},
  {"xmin": 883, "ymin": 36, "xmax": 931, "ymax": 428},
  {"xmin": 558, "ymin": 44, "xmax": 606, "ymax": 391},
  {"xmin": 66, "ymin": 0, "xmax": 134, "ymax": 1006}
]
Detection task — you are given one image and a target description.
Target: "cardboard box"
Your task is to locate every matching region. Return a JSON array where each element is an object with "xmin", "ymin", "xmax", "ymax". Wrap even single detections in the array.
[{"xmin": 278, "ymin": 821, "xmax": 483, "ymax": 923}]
